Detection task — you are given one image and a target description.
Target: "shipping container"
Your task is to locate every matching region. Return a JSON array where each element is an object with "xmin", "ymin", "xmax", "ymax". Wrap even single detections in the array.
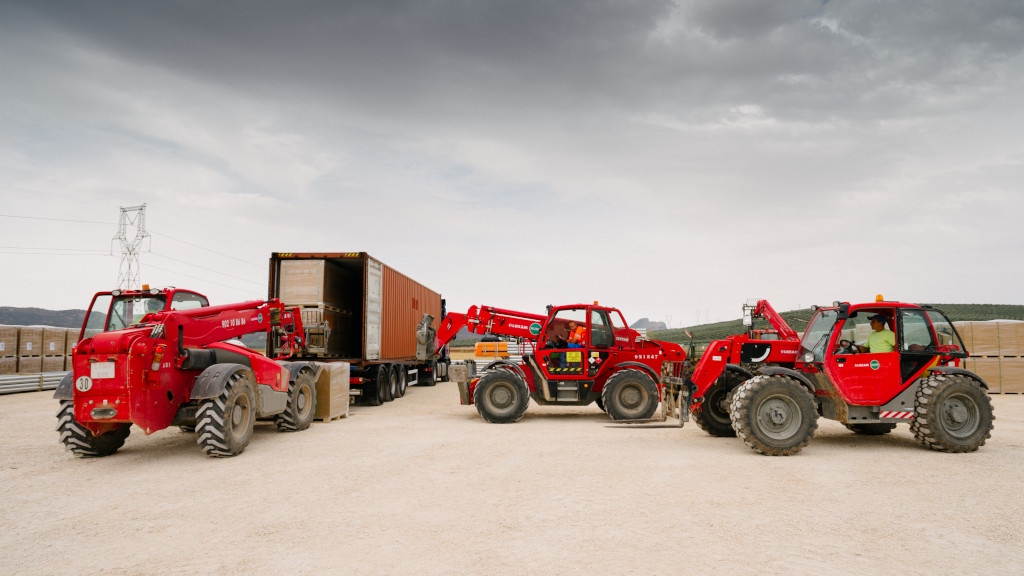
[{"xmin": 268, "ymin": 252, "xmax": 450, "ymax": 405}]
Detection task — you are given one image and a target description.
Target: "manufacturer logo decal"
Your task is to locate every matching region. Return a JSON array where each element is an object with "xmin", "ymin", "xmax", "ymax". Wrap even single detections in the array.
[
  {"xmin": 529, "ymin": 323, "xmax": 541, "ymax": 336},
  {"xmin": 870, "ymin": 360, "xmax": 880, "ymax": 370}
]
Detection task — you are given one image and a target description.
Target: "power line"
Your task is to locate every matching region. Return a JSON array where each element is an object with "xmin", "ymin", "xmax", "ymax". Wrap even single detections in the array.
[
  {"xmin": 149, "ymin": 251, "xmax": 265, "ymax": 288},
  {"xmin": 0, "ymin": 213, "xmax": 115, "ymax": 225},
  {"xmin": 150, "ymin": 230, "xmax": 265, "ymax": 269},
  {"xmin": 0, "ymin": 250, "xmax": 109, "ymax": 256},
  {"xmin": 0, "ymin": 246, "xmax": 108, "ymax": 252}
]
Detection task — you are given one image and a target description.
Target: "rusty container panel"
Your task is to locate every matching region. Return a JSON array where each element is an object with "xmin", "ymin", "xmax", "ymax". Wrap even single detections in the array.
[{"xmin": 381, "ymin": 261, "xmax": 442, "ymax": 360}]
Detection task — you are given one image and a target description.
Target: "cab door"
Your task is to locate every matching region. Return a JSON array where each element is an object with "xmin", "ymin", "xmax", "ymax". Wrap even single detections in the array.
[
  {"xmin": 536, "ymin": 308, "xmax": 588, "ymax": 380},
  {"xmin": 824, "ymin": 309, "xmax": 904, "ymax": 405}
]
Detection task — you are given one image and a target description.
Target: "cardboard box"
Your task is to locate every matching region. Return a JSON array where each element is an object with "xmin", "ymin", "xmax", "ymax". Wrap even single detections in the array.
[
  {"xmin": 964, "ymin": 358, "xmax": 1002, "ymax": 393},
  {"xmin": 956, "ymin": 321, "xmax": 1024, "ymax": 357},
  {"xmin": 17, "ymin": 356, "xmax": 43, "ymax": 374},
  {"xmin": 42, "ymin": 327, "xmax": 68, "ymax": 357},
  {"xmin": 278, "ymin": 260, "xmax": 348, "ymax": 308},
  {"xmin": 17, "ymin": 326, "xmax": 43, "ymax": 357},
  {"xmin": 42, "ymin": 356, "xmax": 66, "ymax": 373},
  {"xmin": 0, "ymin": 357, "xmax": 16, "ymax": 375},
  {"xmin": 314, "ymin": 362, "xmax": 350, "ymax": 421},
  {"xmin": 0, "ymin": 325, "xmax": 18, "ymax": 358},
  {"xmin": 1001, "ymin": 358, "xmax": 1024, "ymax": 394}
]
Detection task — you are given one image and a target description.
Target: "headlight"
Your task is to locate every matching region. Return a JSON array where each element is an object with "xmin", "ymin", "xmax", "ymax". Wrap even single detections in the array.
[{"xmin": 803, "ymin": 353, "xmax": 814, "ymax": 363}]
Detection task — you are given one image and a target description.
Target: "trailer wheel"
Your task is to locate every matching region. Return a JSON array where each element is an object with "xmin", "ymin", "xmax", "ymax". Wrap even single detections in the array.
[
  {"xmin": 601, "ymin": 369, "xmax": 658, "ymax": 421},
  {"xmin": 844, "ymin": 423, "xmax": 896, "ymax": 435},
  {"xmin": 56, "ymin": 401, "xmax": 131, "ymax": 457},
  {"xmin": 275, "ymin": 367, "xmax": 317, "ymax": 431},
  {"xmin": 364, "ymin": 366, "xmax": 383, "ymax": 406},
  {"xmin": 196, "ymin": 367, "xmax": 256, "ymax": 457},
  {"xmin": 730, "ymin": 374, "xmax": 817, "ymax": 456},
  {"xmin": 473, "ymin": 370, "xmax": 530, "ymax": 423},
  {"xmin": 383, "ymin": 364, "xmax": 396, "ymax": 402},
  {"xmin": 691, "ymin": 370, "xmax": 746, "ymax": 437},
  {"xmin": 911, "ymin": 373, "xmax": 993, "ymax": 452},
  {"xmin": 395, "ymin": 366, "xmax": 407, "ymax": 398}
]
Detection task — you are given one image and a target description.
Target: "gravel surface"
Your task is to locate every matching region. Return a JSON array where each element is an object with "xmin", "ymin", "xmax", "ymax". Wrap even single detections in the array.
[{"xmin": 2, "ymin": 384, "xmax": 1022, "ymax": 576}]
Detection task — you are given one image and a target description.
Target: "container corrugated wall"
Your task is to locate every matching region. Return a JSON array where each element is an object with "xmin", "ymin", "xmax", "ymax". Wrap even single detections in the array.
[{"xmin": 381, "ymin": 262, "xmax": 442, "ymax": 360}]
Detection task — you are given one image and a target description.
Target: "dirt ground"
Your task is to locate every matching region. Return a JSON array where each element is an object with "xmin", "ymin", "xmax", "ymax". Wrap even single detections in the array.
[{"xmin": 1, "ymin": 383, "xmax": 1022, "ymax": 576}]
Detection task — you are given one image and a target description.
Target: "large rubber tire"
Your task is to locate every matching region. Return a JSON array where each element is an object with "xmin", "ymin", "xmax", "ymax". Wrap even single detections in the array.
[
  {"xmin": 691, "ymin": 370, "xmax": 746, "ymax": 437},
  {"xmin": 196, "ymin": 367, "xmax": 256, "ymax": 458},
  {"xmin": 364, "ymin": 366, "xmax": 383, "ymax": 406},
  {"xmin": 730, "ymin": 374, "xmax": 818, "ymax": 456},
  {"xmin": 845, "ymin": 423, "xmax": 896, "ymax": 435},
  {"xmin": 473, "ymin": 370, "xmax": 530, "ymax": 424},
  {"xmin": 274, "ymin": 368, "xmax": 317, "ymax": 431},
  {"xmin": 910, "ymin": 373, "xmax": 993, "ymax": 452},
  {"xmin": 395, "ymin": 365, "xmax": 407, "ymax": 398},
  {"xmin": 56, "ymin": 400, "xmax": 131, "ymax": 457},
  {"xmin": 601, "ymin": 369, "xmax": 659, "ymax": 421},
  {"xmin": 596, "ymin": 396, "xmax": 606, "ymax": 413},
  {"xmin": 383, "ymin": 364, "xmax": 396, "ymax": 402}
]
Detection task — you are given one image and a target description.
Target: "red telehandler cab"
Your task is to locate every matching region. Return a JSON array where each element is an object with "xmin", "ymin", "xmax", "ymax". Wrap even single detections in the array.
[
  {"xmin": 417, "ymin": 303, "xmax": 690, "ymax": 423},
  {"xmin": 724, "ymin": 297, "xmax": 994, "ymax": 455},
  {"xmin": 55, "ymin": 286, "xmax": 316, "ymax": 458},
  {"xmin": 686, "ymin": 300, "xmax": 801, "ymax": 437}
]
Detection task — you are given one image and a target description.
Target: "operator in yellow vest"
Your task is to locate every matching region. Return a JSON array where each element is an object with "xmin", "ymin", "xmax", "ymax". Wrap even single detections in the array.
[{"xmin": 854, "ymin": 314, "xmax": 896, "ymax": 353}]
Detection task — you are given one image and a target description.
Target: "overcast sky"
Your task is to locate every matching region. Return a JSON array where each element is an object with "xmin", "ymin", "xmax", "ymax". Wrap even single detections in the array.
[{"xmin": 1, "ymin": 0, "xmax": 1022, "ymax": 327}]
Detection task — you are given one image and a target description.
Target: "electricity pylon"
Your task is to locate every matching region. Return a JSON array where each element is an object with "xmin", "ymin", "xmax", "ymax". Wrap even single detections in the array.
[{"xmin": 111, "ymin": 204, "xmax": 150, "ymax": 290}]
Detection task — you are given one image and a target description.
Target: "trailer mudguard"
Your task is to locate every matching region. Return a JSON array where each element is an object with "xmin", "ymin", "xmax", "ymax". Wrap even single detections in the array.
[
  {"xmin": 53, "ymin": 372, "xmax": 74, "ymax": 400},
  {"xmin": 928, "ymin": 366, "xmax": 990, "ymax": 390},
  {"xmin": 757, "ymin": 365, "xmax": 816, "ymax": 395},
  {"xmin": 612, "ymin": 361, "xmax": 661, "ymax": 384}
]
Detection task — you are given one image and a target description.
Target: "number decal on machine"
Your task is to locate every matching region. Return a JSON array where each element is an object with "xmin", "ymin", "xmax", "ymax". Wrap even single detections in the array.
[{"xmin": 75, "ymin": 376, "xmax": 93, "ymax": 392}]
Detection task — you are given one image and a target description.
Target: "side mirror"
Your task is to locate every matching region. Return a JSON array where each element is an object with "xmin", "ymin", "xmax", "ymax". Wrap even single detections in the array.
[
  {"xmin": 837, "ymin": 302, "xmax": 850, "ymax": 320},
  {"xmin": 742, "ymin": 308, "xmax": 753, "ymax": 327}
]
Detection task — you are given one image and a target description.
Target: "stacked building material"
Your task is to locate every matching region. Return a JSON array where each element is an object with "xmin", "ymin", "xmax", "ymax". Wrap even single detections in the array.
[
  {"xmin": 956, "ymin": 321, "xmax": 1024, "ymax": 393},
  {"xmin": 16, "ymin": 326, "xmax": 43, "ymax": 374},
  {"xmin": 0, "ymin": 325, "xmax": 17, "ymax": 375},
  {"xmin": 314, "ymin": 361, "xmax": 350, "ymax": 421},
  {"xmin": 42, "ymin": 327, "xmax": 68, "ymax": 372},
  {"xmin": 279, "ymin": 259, "xmax": 359, "ymax": 357},
  {"xmin": 65, "ymin": 329, "xmax": 79, "ymax": 371}
]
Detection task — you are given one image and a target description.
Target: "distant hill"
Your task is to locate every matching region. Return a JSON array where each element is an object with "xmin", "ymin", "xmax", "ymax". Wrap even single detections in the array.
[
  {"xmin": 0, "ymin": 307, "xmax": 86, "ymax": 328},
  {"xmin": 630, "ymin": 318, "xmax": 668, "ymax": 332},
  {"xmin": 650, "ymin": 303, "xmax": 1024, "ymax": 345}
]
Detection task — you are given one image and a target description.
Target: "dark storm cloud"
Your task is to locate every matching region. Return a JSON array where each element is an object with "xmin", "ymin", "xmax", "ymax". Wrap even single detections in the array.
[{"xmin": 5, "ymin": 0, "xmax": 1023, "ymax": 128}]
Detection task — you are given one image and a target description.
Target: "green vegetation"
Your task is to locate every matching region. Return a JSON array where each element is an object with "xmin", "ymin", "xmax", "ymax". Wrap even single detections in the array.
[{"xmin": 650, "ymin": 303, "xmax": 1024, "ymax": 346}]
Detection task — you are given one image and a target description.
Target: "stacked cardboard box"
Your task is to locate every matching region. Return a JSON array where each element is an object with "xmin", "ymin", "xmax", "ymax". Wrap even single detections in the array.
[
  {"xmin": 955, "ymin": 321, "xmax": 1024, "ymax": 393},
  {"xmin": 42, "ymin": 327, "xmax": 68, "ymax": 372},
  {"xmin": 17, "ymin": 326, "xmax": 43, "ymax": 373},
  {"xmin": 279, "ymin": 260, "xmax": 347, "ymax": 307},
  {"xmin": 313, "ymin": 361, "xmax": 350, "ymax": 421},
  {"xmin": 64, "ymin": 329, "xmax": 79, "ymax": 371},
  {"xmin": 0, "ymin": 325, "xmax": 17, "ymax": 375}
]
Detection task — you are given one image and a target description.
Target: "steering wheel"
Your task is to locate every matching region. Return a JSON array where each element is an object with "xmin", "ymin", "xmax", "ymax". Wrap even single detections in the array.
[{"xmin": 837, "ymin": 339, "xmax": 858, "ymax": 355}]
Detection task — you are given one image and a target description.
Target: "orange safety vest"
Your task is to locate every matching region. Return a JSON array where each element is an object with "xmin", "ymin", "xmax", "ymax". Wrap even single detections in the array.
[{"xmin": 568, "ymin": 326, "xmax": 586, "ymax": 344}]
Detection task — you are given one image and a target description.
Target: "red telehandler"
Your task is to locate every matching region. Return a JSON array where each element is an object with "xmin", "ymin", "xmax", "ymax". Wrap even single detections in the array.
[
  {"xmin": 686, "ymin": 299, "xmax": 801, "ymax": 437},
  {"xmin": 54, "ymin": 286, "xmax": 317, "ymax": 458},
  {"xmin": 417, "ymin": 303, "xmax": 690, "ymax": 423},
  {"xmin": 720, "ymin": 297, "xmax": 994, "ymax": 455}
]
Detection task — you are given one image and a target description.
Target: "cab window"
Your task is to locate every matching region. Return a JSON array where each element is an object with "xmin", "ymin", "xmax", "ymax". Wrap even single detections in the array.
[
  {"xmin": 608, "ymin": 310, "xmax": 631, "ymax": 346},
  {"xmin": 543, "ymin": 308, "xmax": 587, "ymax": 347},
  {"xmin": 171, "ymin": 291, "xmax": 209, "ymax": 310},
  {"xmin": 590, "ymin": 310, "xmax": 614, "ymax": 348},
  {"xmin": 83, "ymin": 294, "xmax": 113, "ymax": 339},
  {"xmin": 900, "ymin": 309, "xmax": 935, "ymax": 352}
]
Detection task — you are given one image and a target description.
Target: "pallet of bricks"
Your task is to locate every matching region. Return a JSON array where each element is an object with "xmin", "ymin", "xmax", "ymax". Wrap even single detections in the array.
[
  {"xmin": 955, "ymin": 321, "xmax": 1024, "ymax": 393},
  {"xmin": 0, "ymin": 326, "xmax": 70, "ymax": 374}
]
